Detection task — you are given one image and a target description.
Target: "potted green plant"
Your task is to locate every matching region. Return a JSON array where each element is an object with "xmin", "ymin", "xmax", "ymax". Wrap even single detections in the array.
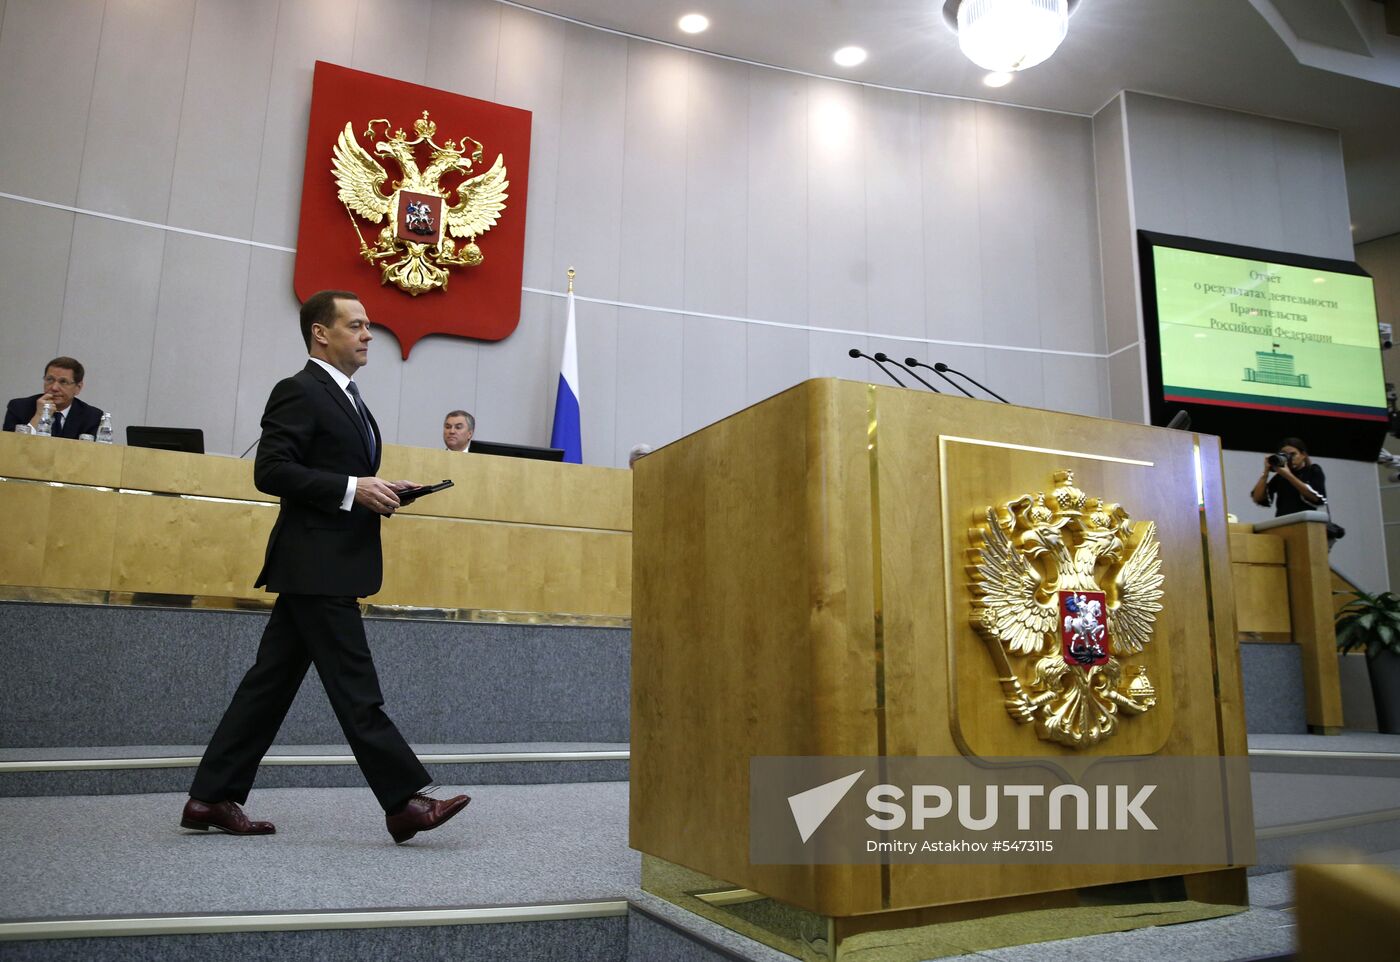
[{"xmin": 1335, "ymin": 589, "xmax": 1400, "ymax": 734}]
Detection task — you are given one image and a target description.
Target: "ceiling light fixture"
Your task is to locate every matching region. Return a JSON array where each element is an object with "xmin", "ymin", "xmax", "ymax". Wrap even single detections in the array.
[
  {"xmin": 833, "ymin": 46, "xmax": 867, "ymax": 67},
  {"xmin": 983, "ymin": 71, "xmax": 1013, "ymax": 87},
  {"xmin": 942, "ymin": 0, "xmax": 1078, "ymax": 73},
  {"xmin": 678, "ymin": 13, "xmax": 709, "ymax": 34}
]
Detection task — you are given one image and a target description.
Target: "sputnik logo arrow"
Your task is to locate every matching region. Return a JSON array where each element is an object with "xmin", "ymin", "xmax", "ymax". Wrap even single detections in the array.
[{"xmin": 787, "ymin": 770, "xmax": 864, "ymax": 843}]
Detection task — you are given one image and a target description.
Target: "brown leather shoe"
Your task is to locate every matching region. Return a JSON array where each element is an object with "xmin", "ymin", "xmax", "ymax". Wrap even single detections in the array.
[
  {"xmin": 386, "ymin": 792, "xmax": 471, "ymax": 844},
  {"xmin": 180, "ymin": 798, "xmax": 276, "ymax": 835}
]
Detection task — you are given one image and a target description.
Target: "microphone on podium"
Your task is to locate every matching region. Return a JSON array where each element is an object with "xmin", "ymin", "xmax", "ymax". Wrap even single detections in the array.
[
  {"xmin": 848, "ymin": 348, "xmax": 907, "ymax": 388},
  {"xmin": 239, "ymin": 435, "xmax": 261, "ymax": 458},
  {"xmin": 933, "ymin": 362, "xmax": 1009, "ymax": 403},
  {"xmin": 1166, "ymin": 410, "xmax": 1191, "ymax": 430},
  {"xmin": 904, "ymin": 357, "xmax": 973, "ymax": 397},
  {"xmin": 873, "ymin": 353, "xmax": 940, "ymax": 393}
]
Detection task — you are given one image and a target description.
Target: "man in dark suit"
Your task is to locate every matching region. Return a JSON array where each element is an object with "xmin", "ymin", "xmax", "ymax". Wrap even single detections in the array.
[
  {"xmin": 3, "ymin": 356, "xmax": 104, "ymax": 437},
  {"xmin": 182, "ymin": 290, "xmax": 469, "ymax": 844}
]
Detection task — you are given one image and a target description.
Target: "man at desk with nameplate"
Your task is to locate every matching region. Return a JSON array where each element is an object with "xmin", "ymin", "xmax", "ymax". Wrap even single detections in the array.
[{"xmin": 3, "ymin": 356, "xmax": 104, "ymax": 438}]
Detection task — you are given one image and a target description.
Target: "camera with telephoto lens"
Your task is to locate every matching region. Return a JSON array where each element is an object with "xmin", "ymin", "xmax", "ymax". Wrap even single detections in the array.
[{"xmin": 1267, "ymin": 452, "xmax": 1290, "ymax": 469}]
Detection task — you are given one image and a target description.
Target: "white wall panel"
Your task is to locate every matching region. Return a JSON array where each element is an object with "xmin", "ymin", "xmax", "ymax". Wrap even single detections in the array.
[
  {"xmin": 976, "ymin": 102, "xmax": 1040, "ymax": 351},
  {"xmin": 745, "ymin": 323, "xmax": 808, "ymax": 408},
  {"xmin": 1273, "ymin": 123, "xmax": 1353, "ymax": 259},
  {"xmin": 0, "ymin": 0, "xmax": 104, "ymax": 204},
  {"xmin": 745, "ymin": 66, "xmax": 808, "ymax": 402},
  {"xmin": 472, "ymin": 288, "xmax": 553, "ymax": 446},
  {"xmin": 683, "ymin": 57, "xmax": 749, "ymax": 318},
  {"xmin": 806, "ymin": 78, "xmax": 867, "ymax": 336},
  {"xmin": 1107, "ymin": 344, "xmax": 1145, "ymax": 426},
  {"xmin": 426, "ymin": 0, "xmax": 500, "ymax": 99},
  {"xmin": 921, "ymin": 97, "xmax": 984, "ymax": 347},
  {"xmin": 810, "ymin": 329, "xmax": 860, "ymax": 381},
  {"xmin": 682, "ymin": 317, "xmax": 746, "ymax": 436},
  {"xmin": 1091, "ymin": 95, "xmax": 1140, "ymax": 356},
  {"xmin": 551, "ymin": 24, "xmax": 628, "ymax": 301},
  {"xmin": 617, "ymin": 41, "xmax": 689, "ymax": 308},
  {"xmin": 1029, "ymin": 112, "xmax": 1103, "ymax": 354},
  {"xmin": 995, "ymin": 349, "xmax": 1045, "ymax": 411},
  {"xmin": 614, "ymin": 307, "xmax": 682, "ymax": 458},
  {"xmin": 232, "ymin": 249, "xmax": 303, "ymax": 456},
  {"xmin": 57, "ymin": 217, "xmax": 166, "ymax": 432},
  {"xmin": 146, "ymin": 234, "xmax": 251, "ymax": 454},
  {"xmin": 864, "ymin": 87, "xmax": 925, "ymax": 341},
  {"xmin": 1041, "ymin": 354, "xmax": 1105, "ymax": 418},
  {"xmin": 166, "ymin": 0, "xmax": 279, "ymax": 238},
  {"xmin": 0, "ymin": 198, "xmax": 72, "ymax": 396},
  {"xmin": 494, "ymin": 4, "xmax": 563, "ymax": 291},
  {"xmin": 76, "ymin": 0, "xmax": 195, "ymax": 222},
  {"xmin": 249, "ymin": 0, "xmax": 356, "ymax": 249},
  {"xmin": 351, "ymin": 0, "xmax": 431, "ymax": 84}
]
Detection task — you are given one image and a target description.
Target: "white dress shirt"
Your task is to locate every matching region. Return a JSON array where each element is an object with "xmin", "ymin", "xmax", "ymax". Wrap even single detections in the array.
[{"xmin": 308, "ymin": 357, "xmax": 361, "ymax": 511}]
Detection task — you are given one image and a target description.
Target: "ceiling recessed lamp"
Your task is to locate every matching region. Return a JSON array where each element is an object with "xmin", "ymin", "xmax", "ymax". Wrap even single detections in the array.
[
  {"xmin": 678, "ymin": 13, "xmax": 709, "ymax": 34},
  {"xmin": 833, "ymin": 46, "xmax": 867, "ymax": 67},
  {"xmin": 942, "ymin": 0, "xmax": 1077, "ymax": 73},
  {"xmin": 983, "ymin": 71, "xmax": 1013, "ymax": 87}
]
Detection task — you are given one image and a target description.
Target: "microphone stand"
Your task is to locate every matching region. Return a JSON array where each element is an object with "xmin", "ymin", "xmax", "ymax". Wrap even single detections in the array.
[
  {"xmin": 904, "ymin": 357, "xmax": 973, "ymax": 397},
  {"xmin": 848, "ymin": 348, "xmax": 906, "ymax": 388},
  {"xmin": 874, "ymin": 354, "xmax": 939, "ymax": 393},
  {"xmin": 933, "ymin": 362, "xmax": 1008, "ymax": 403}
]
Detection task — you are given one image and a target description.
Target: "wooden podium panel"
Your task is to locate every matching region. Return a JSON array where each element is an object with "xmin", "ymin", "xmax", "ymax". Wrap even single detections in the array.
[{"xmin": 631, "ymin": 378, "xmax": 1249, "ymax": 920}]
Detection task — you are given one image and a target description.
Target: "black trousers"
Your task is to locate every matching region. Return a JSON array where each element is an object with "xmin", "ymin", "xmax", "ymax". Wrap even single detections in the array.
[{"xmin": 190, "ymin": 594, "xmax": 430, "ymax": 812}]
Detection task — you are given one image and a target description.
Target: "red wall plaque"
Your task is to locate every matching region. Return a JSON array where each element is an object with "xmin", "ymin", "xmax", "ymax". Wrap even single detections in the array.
[{"xmin": 294, "ymin": 61, "xmax": 532, "ymax": 357}]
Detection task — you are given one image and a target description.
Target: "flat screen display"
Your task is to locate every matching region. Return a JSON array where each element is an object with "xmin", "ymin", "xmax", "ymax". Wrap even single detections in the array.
[{"xmin": 1138, "ymin": 231, "xmax": 1387, "ymax": 459}]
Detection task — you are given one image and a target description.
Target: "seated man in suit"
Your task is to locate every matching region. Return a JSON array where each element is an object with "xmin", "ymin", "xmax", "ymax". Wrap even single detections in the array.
[
  {"xmin": 3, "ymin": 357, "xmax": 104, "ymax": 438},
  {"xmin": 443, "ymin": 409, "xmax": 474, "ymax": 452}
]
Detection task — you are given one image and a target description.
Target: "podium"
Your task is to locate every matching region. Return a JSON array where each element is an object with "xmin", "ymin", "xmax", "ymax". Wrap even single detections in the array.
[{"xmin": 631, "ymin": 379, "xmax": 1252, "ymax": 956}]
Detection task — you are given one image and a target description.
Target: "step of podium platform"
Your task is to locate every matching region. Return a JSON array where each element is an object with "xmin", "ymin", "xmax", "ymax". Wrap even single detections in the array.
[
  {"xmin": 0, "ymin": 782, "xmax": 638, "ymax": 962},
  {"xmin": 1247, "ymin": 732, "xmax": 1400, "ymax": 870},
  {"xmin": 0, "ymin": 601, "xmax": 630, "ymax": 748},
  {"xmin": 0, "ymin": 742, "xmax": 629, "ymax": 797}
]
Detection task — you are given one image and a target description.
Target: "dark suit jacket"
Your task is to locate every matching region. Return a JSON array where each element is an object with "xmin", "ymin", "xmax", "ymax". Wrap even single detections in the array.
[
  {"xmin": 3, "ymin": 395, "xmax": 104, "ymax": 438},
  {"xmin": 254, "ymin": 361, "xmax": 384, "ymax": 597}
]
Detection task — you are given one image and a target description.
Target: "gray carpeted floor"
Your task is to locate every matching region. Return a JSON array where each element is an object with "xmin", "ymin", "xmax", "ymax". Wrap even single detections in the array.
[
  {"xmin": 1, "ymin": 782, "xmax": 638, "ymax": 919},
  {"xmin": 5, "ymin": 733, "xmax": 1400, "ymax": 962}
]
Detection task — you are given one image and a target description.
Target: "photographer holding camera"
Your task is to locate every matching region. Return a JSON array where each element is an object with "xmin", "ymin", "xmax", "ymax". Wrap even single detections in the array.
[{"xmin": 1250, "ymin": 437, "xmax": 1326, "ymax": 516}]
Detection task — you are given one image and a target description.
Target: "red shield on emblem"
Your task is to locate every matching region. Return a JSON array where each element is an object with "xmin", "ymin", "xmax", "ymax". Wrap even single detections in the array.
[
  {"xmin": 294, "ymin": 61, "xmax": 532, "ymax": 357},
  {"xmin": 1059, "ymin": 590, "xmax": 1110, "ymax": 667},
  {"xmin": 395, "ymin": 191, "xmax": 445, "ymax": 246}
]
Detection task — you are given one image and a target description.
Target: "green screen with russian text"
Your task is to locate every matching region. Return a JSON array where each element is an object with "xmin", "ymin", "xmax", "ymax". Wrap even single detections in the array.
[{"xmin": 1152, "ymin": 245, "xmax": 1386, "ymax": 420}]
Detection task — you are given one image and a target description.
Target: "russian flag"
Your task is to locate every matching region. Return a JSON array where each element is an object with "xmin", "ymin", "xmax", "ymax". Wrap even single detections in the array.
[{"xmin": 550, "ymin": 288, "xmax": 582, "ymax": 463}]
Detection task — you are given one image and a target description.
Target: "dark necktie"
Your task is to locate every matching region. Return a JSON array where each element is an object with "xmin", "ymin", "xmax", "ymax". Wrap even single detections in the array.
[
  {"xmin": 345, "ymin": 381, "xmax": 377, "ymax": 463},
  {"xmin": 53, "ymin": 412, "xmax": 64, "ymax": 435}
]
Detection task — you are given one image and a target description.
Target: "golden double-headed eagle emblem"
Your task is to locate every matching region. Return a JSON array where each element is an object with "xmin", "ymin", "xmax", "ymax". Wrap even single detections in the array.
[
  {"xmin": 969, "ymin": 470, "xmax": 1165, "ymax": 748},
  {"xmin": 332, "ymin": 110, "xmax": 508, "ymax": 296}
]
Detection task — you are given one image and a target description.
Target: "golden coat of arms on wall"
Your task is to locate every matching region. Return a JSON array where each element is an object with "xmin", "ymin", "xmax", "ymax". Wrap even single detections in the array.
[
  {"xmin": 968, "ymin": 470, "xmax": 1165, "ymax": 748},
  {"xmin": 332, "ymin": 110, "xmax": 509, "ymax": 296}
]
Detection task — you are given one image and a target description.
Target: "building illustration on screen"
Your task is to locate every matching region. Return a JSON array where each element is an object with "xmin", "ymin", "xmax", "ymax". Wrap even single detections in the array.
[{"xmin": 1244, "ymin": 345, "xmax": 1310, "ymax": 388}]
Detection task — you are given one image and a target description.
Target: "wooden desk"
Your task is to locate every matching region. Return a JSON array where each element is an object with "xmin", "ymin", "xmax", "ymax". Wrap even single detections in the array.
[
  {"xmin": 0, "ymin": 432, "xmax": 631, "ymax": 620},
  {"xmin": 1229, "ymin": 518, "xmax": 1342, "ymax": 732}
]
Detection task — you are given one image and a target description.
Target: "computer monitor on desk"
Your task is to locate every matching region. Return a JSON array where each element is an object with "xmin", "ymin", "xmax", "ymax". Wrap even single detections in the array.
[
  {"xmin": 469, "ymin": 440, "xmax": 565, "ymax": 461},
  {"xmin": 127, "ymin": 426, "xmax": 205, "ymax": 454}
]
